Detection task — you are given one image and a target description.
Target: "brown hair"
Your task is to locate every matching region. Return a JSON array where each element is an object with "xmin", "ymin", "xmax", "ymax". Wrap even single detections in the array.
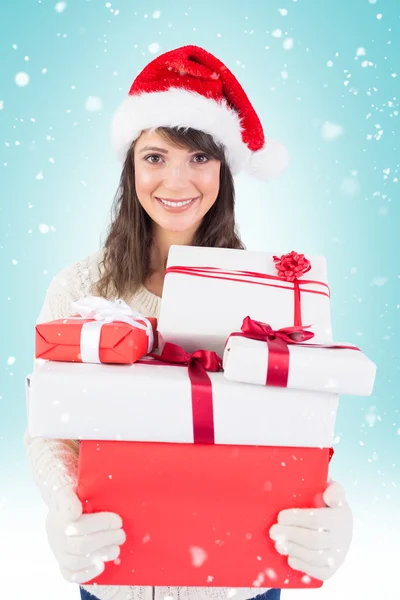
[{"xmin": 93, "ymin": 126, "xmax": 245, "ymax": 301}]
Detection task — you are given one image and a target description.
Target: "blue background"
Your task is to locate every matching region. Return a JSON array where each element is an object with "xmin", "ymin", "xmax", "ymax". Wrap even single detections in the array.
[{"xmin": 0, "ymin": 0, "xmax": 399, "ymax": 596}]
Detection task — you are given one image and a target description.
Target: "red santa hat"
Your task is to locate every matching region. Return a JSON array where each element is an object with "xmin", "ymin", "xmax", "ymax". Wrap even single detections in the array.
[{"xmin": 111, "ymin": 45, "xmax": 289, "ymax": 180}]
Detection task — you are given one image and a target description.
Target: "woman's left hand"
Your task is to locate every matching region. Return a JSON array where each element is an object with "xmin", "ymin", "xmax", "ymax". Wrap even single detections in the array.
[{"xmin": 269, "ymin": 480, "xmax": 353, "ymax": 581}]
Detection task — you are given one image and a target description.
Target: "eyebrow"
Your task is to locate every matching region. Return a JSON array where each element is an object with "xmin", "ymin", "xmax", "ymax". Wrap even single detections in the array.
[
  {"xmin": 139, "ymin": 145, "xmax": 200, "ymax": 154},
  {"xmin": 139, "ymin": 146, "xmax": 170, "ymax": 153}
]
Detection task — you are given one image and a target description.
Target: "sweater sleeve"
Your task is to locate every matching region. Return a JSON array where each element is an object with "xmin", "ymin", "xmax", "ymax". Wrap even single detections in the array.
[
  {"xmin": 24, "ymin": 261, "xmax": 144, "ymax": 600},
  {"xmin": 24, "ymin": 266, "xmax": 84, "ymax": 508}
]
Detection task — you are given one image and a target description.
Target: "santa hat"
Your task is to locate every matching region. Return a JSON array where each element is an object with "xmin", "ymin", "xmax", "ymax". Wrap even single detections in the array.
[{"xmin": 111, "ymin": 45, "xmax": 289, "ymax": 180}]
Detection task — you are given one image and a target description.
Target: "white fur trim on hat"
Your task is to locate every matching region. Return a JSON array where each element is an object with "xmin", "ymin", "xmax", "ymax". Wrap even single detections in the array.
[{"xmin": 111, "ymin": 88, "xmax": 251, "ymax": 175}]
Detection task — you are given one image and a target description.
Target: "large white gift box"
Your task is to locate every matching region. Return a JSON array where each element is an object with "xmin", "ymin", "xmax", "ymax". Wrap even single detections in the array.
[
  {"xmin": 158, "ymin": 246, "xmax": 332, "ymax": 356},
  {"xmin": 26, "ymin": 359, "xmax": 339, "ymax": 448}
]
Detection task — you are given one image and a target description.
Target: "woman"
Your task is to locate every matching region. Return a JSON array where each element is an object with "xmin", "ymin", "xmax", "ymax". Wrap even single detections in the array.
[{"xmin": 24, "ymin": 45, "xmax": 353, "ymax": 600}]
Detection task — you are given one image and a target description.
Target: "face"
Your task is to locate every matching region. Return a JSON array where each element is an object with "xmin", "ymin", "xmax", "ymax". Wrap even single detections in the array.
[{"xmin": 133, "ymin": 130, "xmax": 221, "ymax": 235}]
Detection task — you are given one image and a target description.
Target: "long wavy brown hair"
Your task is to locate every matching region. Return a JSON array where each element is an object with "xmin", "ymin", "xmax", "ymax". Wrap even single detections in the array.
[{"xmin": 93, "ymin": 126, "xmax": 245, "ymax": 300}]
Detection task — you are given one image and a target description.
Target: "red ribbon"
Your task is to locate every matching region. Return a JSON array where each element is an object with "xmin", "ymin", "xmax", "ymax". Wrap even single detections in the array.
[
  {"xmin": 227, "ymin": 316, "xmax": 360, "ymax": 388},
  {"xmin": 164, "ymin": 265, "xmax": 330, "ymax": 329},
  {"xmin": 145, "ymin": 343, "xmax": 222, "ymax": 444}
]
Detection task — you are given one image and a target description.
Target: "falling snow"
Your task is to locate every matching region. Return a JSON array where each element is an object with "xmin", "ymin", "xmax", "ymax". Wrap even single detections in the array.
[
  {"xmin": 283, "ymin": 38, "xmax": 294, "ymax": 50},
  {"xmin": 15, "ymin": 72, "xmax": 30, "ymax": 87},
  {"xmin": 148, "ymin": 42, "xmax": 160, "ymax": 54},
  {"xmin": 85, "ymin": 96, "xmax": 103, "ymax": 112},
  {"xmin": 321, "ymin": 121, "xmax": 344, "ymax": 140},
  {"xmin": 55, "ymin": 2, "xmax": 67, "ymax": 13},
  {"xmin": 370, "ymin": 276, "xmax": 389, "ymax": 287},
  {"xmin": 190, "ymin": 546, "xmax": 208, "ymax": 567}
]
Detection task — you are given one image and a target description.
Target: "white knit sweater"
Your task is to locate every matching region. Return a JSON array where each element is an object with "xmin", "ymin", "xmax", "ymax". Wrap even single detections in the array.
[{"xmin": 24, "ymin": 249, "xmax": 273, "ymax": 600}]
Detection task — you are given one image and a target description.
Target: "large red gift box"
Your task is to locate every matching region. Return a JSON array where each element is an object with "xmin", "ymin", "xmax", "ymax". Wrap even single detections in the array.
[{"xmin": 77, "ymin": 441, "xmax": 334, "ymax": 590}]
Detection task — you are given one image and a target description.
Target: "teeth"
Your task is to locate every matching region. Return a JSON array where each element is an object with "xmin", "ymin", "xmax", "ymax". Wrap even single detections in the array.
[{"xmin": 159, "ymin": 198, "xmax": 195, "ymax": 207}]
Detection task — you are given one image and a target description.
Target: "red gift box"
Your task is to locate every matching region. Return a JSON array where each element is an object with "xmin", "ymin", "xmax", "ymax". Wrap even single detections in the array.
[
  {"xmin": 36, "ymin": 316, "xmax": 157, "ymax": 364},
  {"xmin": 35, "ymin": 296, "xmax": 157, "ymax": 364},
  {"xmin": 77, "ymin": 441, "xmax": 334, "ymax": 589},
  {"xmin": 36, "ymin": 296, "xmax": 158, "ymax": 364}
]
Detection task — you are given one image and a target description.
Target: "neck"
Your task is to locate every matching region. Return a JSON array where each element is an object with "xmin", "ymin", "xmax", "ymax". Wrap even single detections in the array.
[{"xmin": 150, "ymin": 224, "xmax": 196, "ymax": 274}]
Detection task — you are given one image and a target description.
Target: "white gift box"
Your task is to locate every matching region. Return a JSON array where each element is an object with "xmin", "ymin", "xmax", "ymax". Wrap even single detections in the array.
[
  {"xmin": 223, "ymin": 334, "xmax": 376, "ymax": 396},
  {"xmin": 158, "ymin": 245, "xmax": 332, "ymax": 356},
  {"xmin": 26, "ymin": 360, "xmax": 339, "ymax": 448}
]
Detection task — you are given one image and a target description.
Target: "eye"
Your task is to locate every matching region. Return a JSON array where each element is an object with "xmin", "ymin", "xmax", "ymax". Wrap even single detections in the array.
[
  {"xmin": 144, "ymin": 154, "xmax": 163, "ymax": 164},
  {"xmin": 192, "ymin": 153, "xmax": 209, "ymax": 163}
]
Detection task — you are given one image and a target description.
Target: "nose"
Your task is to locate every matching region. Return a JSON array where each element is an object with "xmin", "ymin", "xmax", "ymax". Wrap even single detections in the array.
[{"xmin": 162, "ymin": 162, "xmax": 192, "ymax": 192}]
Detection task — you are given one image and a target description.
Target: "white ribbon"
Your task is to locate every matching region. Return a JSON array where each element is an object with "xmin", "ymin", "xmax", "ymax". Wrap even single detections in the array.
[{"xmin": 70, "ymin": 296, "xmax": 154, "ymax": 364}]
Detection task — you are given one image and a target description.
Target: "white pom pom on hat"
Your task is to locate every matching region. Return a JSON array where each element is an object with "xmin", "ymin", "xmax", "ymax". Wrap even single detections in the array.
[
  {"xmin": 247, "ymin": 139, "xmax": 290, "ymax": 180},
  {"xmin": 111, "ymin": 44, "xmax": 289, "ymax": 180}
]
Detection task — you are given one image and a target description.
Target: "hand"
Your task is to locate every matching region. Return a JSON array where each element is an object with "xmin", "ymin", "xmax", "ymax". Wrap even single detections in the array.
[
  {"xmin": 45, "ymin": 483, "xmax": 126, "ymax": 584},
  {"xmin": 269, "ymin": 480, "xmax": 353, "ymax": 581}
]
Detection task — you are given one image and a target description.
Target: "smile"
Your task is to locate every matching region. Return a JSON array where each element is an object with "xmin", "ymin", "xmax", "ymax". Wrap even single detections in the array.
[{"xmin": 156, "ymin": 197, "xmax": 199, "ymax": 208}]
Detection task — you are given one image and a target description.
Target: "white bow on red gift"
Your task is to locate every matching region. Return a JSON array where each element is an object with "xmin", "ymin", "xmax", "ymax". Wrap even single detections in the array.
[{"xmin": 71, "ymin": 296, "xmax": 155, "ymax": 364}]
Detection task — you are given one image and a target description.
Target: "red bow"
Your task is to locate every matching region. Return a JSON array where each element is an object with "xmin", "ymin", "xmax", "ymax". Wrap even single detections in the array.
[
  {"xmin": 152, "ymin": 342, "xmax": 222, "ymax": 372},
  {"xmin": 240, "ymin": 316, "xmax": 315, "ymax": 345},
  {"xmin": 147, "ymin": 343, "xmax": 222, "ymax": 444},
  {"xmin": 228, "ymin": 316, "xmax": 315, "ymax": 387}
]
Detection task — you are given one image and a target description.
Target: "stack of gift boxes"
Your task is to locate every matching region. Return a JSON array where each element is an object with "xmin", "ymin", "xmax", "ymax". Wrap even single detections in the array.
[{"xmin": 26, "ymin": 247, "xmax": 376, "ymax": 591}]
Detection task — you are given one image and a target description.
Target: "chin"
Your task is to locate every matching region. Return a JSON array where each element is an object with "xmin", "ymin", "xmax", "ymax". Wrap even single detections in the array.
[{"xmin": 159, "ymin": 218, "xmax": 200, "ymax": 234}]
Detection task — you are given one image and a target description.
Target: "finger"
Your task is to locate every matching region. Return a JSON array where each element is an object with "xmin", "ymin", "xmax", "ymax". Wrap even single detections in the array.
[
  {"xmin": 66, "ymin": 528, "xmax": 126, "ymax": 556},
  {"xmin": 63, "ymin": 544, "xmax": 121, "ymax": 571},
  {"xmin": 287, "ymin": 556, "xmax": 331, "ymax": 581},
  {"xmin": 277, "ymin": 507, "xmax": 335, "ymax": 531},
  {"xmin": 323, "ymin": 481, "xmax": 347, "ymax": 508},
  {"xmin": 64, "ymin": 512, "xmax": 123, "ymax": 536},
  {"xmin": 275, "ymin": 540, "xmax": 331, "ymax": 567},
  {"xmin": 61, "ymin": 561, "xmax": 105, "ymax": 584},
  {"xmin": 269, "ymin": 525, "xmax": 332, "ymax": 550}
]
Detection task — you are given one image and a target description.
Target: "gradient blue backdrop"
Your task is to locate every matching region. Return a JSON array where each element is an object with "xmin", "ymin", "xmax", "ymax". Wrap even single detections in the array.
[{"xmin": 0, "ymin": 0, "xmax": 399, "ymax": 595}]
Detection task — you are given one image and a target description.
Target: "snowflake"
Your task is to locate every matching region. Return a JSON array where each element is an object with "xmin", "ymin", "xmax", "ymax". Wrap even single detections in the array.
[
  {"xmin": 148, "ymin": 42, "xmax": 160, "ymax": 54},
  {"xmin": 55, "ymin": 2, "xmax": 67, "ymax": 13},
  {"xmin": 85, "ymin": 96, "xmax": 103, "ymax": 112},
  {"xmin": 190, "ymin": 546, "xmax": 208, "ymax": 567},
  {"xmin": 15, "ymin": 72, "xmax": 30, "ymax": 87},
  {"xmin": 370, "ymin": 276, "xmax": 388, "ymax": 287},
  {"xmin": 321, "ymin": 121, "xmax": 344, "ymax": 141}
]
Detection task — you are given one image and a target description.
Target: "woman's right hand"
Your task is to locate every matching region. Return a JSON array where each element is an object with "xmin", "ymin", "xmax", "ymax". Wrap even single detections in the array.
[{"xmin": 45, "ymin": 483, "xmax": 126, "ymax": 584}]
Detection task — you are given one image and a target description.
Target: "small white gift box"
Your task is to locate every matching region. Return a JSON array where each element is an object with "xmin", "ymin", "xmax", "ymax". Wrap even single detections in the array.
[{"xmin": 223, "ymin": 317, "xmax": 376, "ymax": 396}]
